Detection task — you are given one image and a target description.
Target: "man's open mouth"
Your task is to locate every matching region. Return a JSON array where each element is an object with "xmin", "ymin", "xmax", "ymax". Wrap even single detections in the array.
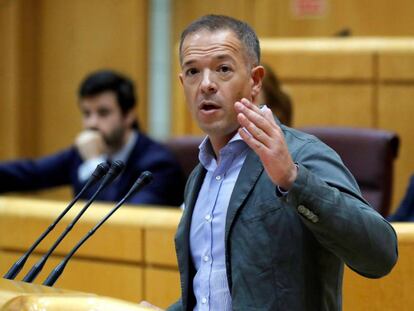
[{"xmin": 200, "ymin": 101, "xmax": 220, "ymax": 111}]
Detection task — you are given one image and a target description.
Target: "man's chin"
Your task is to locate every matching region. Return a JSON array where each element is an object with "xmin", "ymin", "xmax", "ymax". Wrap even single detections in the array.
[{"xmin": 199, "ymin": 124, "xmax": 239, "ymax": 139}]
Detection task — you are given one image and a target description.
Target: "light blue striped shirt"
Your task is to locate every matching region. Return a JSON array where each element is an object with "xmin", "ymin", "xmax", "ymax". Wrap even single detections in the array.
[{"xmin": 190, "ymin": 133, "xmax": 249, "ymax": 311}]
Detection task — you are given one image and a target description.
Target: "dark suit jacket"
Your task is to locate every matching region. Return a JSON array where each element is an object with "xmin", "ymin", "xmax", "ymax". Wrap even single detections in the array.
[
  {"xmin": 387, "ymin": 175, "xmax": 414, "ymax": 221},
  {"xmin": 169, "ymin": 125, "xmax": 398, "ymax": 311},
  {"xmin": 0, "ymin": 133, "xmax": 185, "ymax": 206}
]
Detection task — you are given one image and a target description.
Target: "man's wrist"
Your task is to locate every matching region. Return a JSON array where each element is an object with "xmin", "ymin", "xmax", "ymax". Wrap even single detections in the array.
[{"xmin": 276, "ymin": 163, "xmax": 299, "ymax": 196}]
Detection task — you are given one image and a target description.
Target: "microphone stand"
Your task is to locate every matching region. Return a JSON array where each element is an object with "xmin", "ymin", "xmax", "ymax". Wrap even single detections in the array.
[
  {"xmin": 21, "ymin": 161, "xmax": 125, "ymax": 283},
  {"xmin": 43, "ymin": 171, "xmax": 153, "ymax": 286},
  {"xmin": 3, "ymin": 162, "xmax": 110, "ymax": 280}
]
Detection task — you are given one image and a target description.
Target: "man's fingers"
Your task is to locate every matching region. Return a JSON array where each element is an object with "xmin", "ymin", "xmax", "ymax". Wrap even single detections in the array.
[
  {"xmin": 263, "ymin": 105, "xmax": 276, "ymax": 123},
  {"xmin": 238, "ymin": 127, "xmax": 266, "ymax": 154},
  {"xmin": 235, "ymin": 100, "xmax": 274, "ymax": 137},
  {"xmin": 237, "ymin": 112, "xmax": 272, "ymax": 147}
]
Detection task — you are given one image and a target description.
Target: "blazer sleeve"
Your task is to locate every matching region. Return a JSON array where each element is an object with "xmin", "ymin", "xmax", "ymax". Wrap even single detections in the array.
[
  {"xmin": 0, "ymin": 148, "xmax": 77, "ymax": 193},
  {"xmin": 126, "ymin": 146, "xmax": 185, "ymax": 207},
  {"xmin": 285, "ymin": 139, "xmax": 398, "ymax": 278},
  {"xmin": 166, "ymin": 299, "xmax": 183, "ymax": 311}
]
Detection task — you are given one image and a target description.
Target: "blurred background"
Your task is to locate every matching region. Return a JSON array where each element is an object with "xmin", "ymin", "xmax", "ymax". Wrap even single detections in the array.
[{"xmin": 1, "ymin": 0, "xmax": 414, "ymax": 211}]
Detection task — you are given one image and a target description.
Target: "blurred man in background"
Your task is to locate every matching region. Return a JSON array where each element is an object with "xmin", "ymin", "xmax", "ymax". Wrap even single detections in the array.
[{"xmin": 0, "ymin": 69, "xmax": 185, "ymax": 206}]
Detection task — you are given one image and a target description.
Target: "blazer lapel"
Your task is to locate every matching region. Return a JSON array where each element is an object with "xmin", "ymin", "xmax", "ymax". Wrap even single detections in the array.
[
  {"xmin": 223, "ymin": 150, "xmax": 263, "ymax": 291},
  {"xmin": 175, "ymin": 164, "xmax": 206, "ymax": 310},
  {"xmin": 225, "ymin": 116, "xmax": 282, "ymax": 234},
  {"xmin": 225, "ymin": 149, "xmax": 263, "ymax": 243}
]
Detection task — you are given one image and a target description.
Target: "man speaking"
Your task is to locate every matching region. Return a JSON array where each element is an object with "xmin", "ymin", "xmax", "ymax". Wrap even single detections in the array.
[{"xmin": 161, "ymin": 15, "xmax": 397, "ymax": 311}]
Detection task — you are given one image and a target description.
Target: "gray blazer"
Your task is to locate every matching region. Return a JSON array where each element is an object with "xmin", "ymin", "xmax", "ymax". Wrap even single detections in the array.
[{"xmin": 168, "ymin": 125, "xmax": 398, "ymax": 311}]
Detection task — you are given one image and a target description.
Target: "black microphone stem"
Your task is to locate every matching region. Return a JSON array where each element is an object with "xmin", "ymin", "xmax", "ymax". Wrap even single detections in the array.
[
  {"xmin": 21, "ymin": 161, "xmax": 124, "ymax": 283},
  {"xmin": 43, "ymin": 171, "xmax": 153, "ymax": 286},
  {"xmin": 3, "ymin": 163, "xmax": 109, "ymax": 280},
  {"xmin": 43, "ymin": 194, "xmax": 130, "ymax": 286}
]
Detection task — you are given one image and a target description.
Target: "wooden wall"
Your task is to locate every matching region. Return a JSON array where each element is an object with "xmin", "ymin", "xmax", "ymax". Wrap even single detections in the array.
[
  {"xmin": 0, "ymin": 0, "xmax": 37, "ymax": 159},
  {"xmin": 0, "ymin": 0, "xmax": 148, "ymax": 199},
  {"xmin": 171, "ymin": 0, "xmax": 414, "ymax": 41},
  {"xmin": 0, "ymin": 0, "xmax": 148, "ymax": 161}
]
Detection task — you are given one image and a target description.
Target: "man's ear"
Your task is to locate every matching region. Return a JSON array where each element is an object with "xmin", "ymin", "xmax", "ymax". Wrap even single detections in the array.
[
  {"xmin": 250, "ymin": 65, "xmax": 265, "ymax": 102},
  {"xmin": 179, "ymin": 72, "xmax": 184, "ymax": 86},
  {"xmin": 125, "ymin": 108, "xmax": 137, "ymax": 128}
]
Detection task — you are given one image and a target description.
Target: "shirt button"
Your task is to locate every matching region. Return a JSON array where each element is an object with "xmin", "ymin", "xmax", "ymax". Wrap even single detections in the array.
[
  {"xmin": 201, "ymin": 297, "xmax": 207, "ymax": 304},
  {"xmin": 215, "ymin": 175, "xmax": 221, "ymax": 181},
  {"xmin": 203, "ymin": 255, "xmax": 209, "ymax": 262},
  {"xmin": 205, "ymin": 214, "xmax": 211, "ymax": 221}
]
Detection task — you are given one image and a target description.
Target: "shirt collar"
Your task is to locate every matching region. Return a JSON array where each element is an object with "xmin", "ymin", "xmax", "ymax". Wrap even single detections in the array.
[
  {"xmin": 198, "ymin": 132, "xmax": 248, "ymax": 171},
  {"xmin": 198, "ymin": 105, "xmax": 270, "ymax": 170}
]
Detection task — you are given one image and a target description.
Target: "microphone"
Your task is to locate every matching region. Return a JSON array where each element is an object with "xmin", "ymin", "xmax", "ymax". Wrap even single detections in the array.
[
  {"xmin": 43, "ymin": 171, "xmax": 153, "ymax": 286},
  {"xmin": 3, "ymin": 162, "xmax": 110, "ymax": 280},
  {"xmin": 21, "ymin": 160, "xmax": 125, "ymax": 283}
]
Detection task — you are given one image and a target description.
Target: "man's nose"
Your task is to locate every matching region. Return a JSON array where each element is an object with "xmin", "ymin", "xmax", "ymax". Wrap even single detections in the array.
[
  {"xmin": 200, "ymin": 70, "xmax": 217, "ymax": 94},
  {"xmin": 84, "ymin": 114, "xmax": 99, "ymax": 129}
]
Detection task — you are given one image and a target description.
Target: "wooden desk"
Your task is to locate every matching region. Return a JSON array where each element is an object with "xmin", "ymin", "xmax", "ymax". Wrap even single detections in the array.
[
  {"xmin": 1, "ymin": 196, "xmax": 413, "ymax": 309},
  {"xmin": 0, "ymin": 278, "xmax": 150, "ymax": 310},
  {"xmin": 0, "ymin": 196, "xmax": 181, "ymax": 305}
]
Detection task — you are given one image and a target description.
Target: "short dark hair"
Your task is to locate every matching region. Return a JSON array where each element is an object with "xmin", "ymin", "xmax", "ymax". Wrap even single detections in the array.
[
  {"xmin": 179, "ymin": 14, "xmax": 260, "ymax": 66},
  {"xmin": 78, "ymin": 69, "xmax": 139, "ymax": 129}
]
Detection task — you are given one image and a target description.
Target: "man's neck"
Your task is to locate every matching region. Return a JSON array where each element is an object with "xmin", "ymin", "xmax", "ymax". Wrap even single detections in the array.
[
  {"xmin": 209, "ymin": 130, "xmax": 239, "ymax": 159},
  {"xmin": 107, "ymin": 129, "xmax": 134, "ymax": 156}
]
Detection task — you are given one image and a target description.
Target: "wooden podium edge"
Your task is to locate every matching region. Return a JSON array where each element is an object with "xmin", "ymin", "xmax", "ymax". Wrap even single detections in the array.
[{"xmin": 0, "ymin": 279, "xmax": 152, "ymax": 311}]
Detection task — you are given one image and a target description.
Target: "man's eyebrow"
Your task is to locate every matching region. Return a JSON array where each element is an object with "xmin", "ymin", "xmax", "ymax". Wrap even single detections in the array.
[
  {"xmin": 182, "ymin": 54, "xmax": 235, "ymax": 67},
  {"xmin": 182, "ymin": 59, "xmax": 196, "ymax": 67},
  {"xmin": 215, "ymin": 54, "xmax": 233, "ymax": 61}
]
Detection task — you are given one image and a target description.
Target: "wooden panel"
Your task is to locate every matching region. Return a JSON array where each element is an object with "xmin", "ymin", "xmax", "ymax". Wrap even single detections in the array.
[
  {"xmin": 378, "ymin": 85, "xmax": 414, "ymax": 212},
  {"xmin": 145, "ymin": 268, "xmax": 180, "ymax": 309},
  {"xmin": 0, "ymin": 0, "xmax": 37, "ymax": 159},
  {"xmin": 286, "ymin": 84, "xmax": 374, "ymax": 128},
  {"xmin": 261, "ymin": 39, "xmax": 374, "ymax": 80},
  {"xmin": 36, "ymin": 0, "xmax": 148, "ymax": 155},
  {"xmin": 343, "ymin": 223, "xmax": 414, "ymax": 311},
  {"xmin": 145, "ymin": 228, "xmax": 177, "ymax": 267},
  {"xmin": 254, "ymin": 0, "xmax": 414, "ymax": 38},
  {"xmin": 379, "ymin": 51, "xmax": 414, "ymax": 81},
  {"xmin": 172, "ymin": 1, "xmax": 414, "ymax": 41},
  {"xmin": 171, "ymin": 0, "xmax": 254, "ymax": 45},
  {"xmin": 0, "ymin": 0, "xmax": 19, "ymax": 160},
  {"xmin": 0, "ymin": 251, "xmax": 143, "ymax": 303},
  {"xmin": 0, "ymin": 197, "xmax": 144, "ymax": 262}
]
